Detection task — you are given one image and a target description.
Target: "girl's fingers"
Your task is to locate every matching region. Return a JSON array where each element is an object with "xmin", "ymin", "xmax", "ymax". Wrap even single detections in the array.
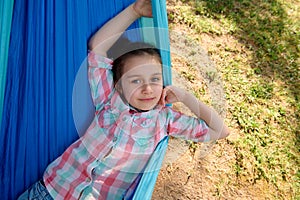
[
  {"xmin": 160, "ymin": 86, "xmax": 181, "ymax": 106},
  {"xmin": 162, "ymin": 88, "xmax": 168, "ymax": 105},
  {"xmin": 134, "ymin": 0, "xmax": 152, "ymax": 17},
  {"xmin": 161, "ymin": 87, "xmax": 171, "ymax": 105}
]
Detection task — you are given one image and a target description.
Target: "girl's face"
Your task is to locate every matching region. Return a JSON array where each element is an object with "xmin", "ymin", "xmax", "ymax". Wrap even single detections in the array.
[{"xmin": 118, "ymin": 54, "xmax": 163, "ymax": 111}]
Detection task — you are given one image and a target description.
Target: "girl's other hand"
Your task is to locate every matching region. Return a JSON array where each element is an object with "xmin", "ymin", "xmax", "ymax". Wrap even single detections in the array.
[
  {"xmin": 160, "ymin": 86, "xmax": 186, "ymax": 106},
  {"xmin": 133, "ymin": 0, "xmax": 153, "ymax": 18}
]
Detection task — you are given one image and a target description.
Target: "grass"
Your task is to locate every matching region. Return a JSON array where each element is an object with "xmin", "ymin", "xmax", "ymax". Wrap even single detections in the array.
[{"xmin": 167, "ymin": 0, "xmax": 299, "ymax": 199}]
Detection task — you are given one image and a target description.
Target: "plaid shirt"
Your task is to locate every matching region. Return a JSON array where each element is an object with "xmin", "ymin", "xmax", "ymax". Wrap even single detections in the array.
[{"xmin": 43, "ymin": 51, "xmax": 209, "ymax": 199}]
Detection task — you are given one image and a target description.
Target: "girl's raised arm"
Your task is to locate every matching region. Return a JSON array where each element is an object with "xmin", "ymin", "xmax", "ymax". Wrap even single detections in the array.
[
  {"xmin": 161, "ymin": 85, "xmax": 230, "ymax": 141},
  {"xmin": 88, "ymin": 0, "xmax": 152, "ymax": 56}
]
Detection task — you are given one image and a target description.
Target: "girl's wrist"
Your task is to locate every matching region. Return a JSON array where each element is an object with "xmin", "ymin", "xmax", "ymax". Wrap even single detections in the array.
[{"xmin": 131, "ymin": 4, "xmax": 142, "ymax": 18}]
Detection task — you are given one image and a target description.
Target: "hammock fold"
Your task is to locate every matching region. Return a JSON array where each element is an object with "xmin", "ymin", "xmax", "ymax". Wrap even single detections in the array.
[
  {"xmin": 0, "ymin": 0, "xmax": 171, "ymax": 199},
  {"xmin": 133, "ymin": 0, "xmax": 171, "ymax": 199},
  {"xmin": 0, "ymin": 0, "xmax": 14, "ymax": 129}
]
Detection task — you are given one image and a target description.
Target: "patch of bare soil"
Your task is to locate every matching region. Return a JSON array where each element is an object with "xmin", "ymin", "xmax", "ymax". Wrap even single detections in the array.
[
  {"xmin": 152, "ymin": 16, "xmax": 273, "ymax": 200},
  {"xmin": 152, "ymin": 30, "xmax": 235, "ymax": 200}
]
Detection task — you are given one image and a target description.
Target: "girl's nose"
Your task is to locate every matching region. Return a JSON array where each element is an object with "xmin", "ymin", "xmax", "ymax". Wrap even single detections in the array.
[{"xmin": 142, "ymin": 83, "xmax": 153, "ymax": 94}]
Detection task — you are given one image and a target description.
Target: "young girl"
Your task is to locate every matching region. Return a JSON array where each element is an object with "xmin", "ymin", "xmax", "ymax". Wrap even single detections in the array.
[{"xmin": 18, "ymin": 0, "xmax": 229, "ymax": 199}]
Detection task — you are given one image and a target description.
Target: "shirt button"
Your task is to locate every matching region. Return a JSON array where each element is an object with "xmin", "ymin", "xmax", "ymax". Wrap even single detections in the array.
[
  {"xmin": 113, "ymin": 137, "xmax": 117, "ymax": 142},
  {"xmin": 86, "ymin": 177, "xmax": 91, "ymax": 182}
]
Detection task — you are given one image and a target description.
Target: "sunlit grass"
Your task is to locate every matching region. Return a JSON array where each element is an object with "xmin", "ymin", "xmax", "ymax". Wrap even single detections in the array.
[{"xmin": 167, "ymin": 0, "xmax": 299, "ymax": 198}]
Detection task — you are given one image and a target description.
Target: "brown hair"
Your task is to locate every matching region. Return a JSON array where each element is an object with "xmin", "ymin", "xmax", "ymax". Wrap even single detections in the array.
[{"xmin": 108, "ymin": 37, "xmax": 162, "ymax": 85}]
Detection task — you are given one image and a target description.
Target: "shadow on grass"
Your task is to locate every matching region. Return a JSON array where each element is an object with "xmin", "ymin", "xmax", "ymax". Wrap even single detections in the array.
[
  {"xmin": 196, "ymin": 0, "xmax": 300, "ymax": 146},
  {"xmin": 199, "ymin": 0, "xmax": 299, "ymax": 102},
  {"xmin": 198, "ymin": 0, "xmax": 300, "ymax": 194}
]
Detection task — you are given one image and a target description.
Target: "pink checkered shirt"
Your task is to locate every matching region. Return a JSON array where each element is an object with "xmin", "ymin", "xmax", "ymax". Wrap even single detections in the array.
[{"xmin": 43, "ymin": 51, "xmax": 209, "ymax": 199}]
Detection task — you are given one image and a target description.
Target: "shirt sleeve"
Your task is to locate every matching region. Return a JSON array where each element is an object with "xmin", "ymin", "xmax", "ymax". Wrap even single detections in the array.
[
  {"xmin": 88, "ymin": 51, "xmax": 114, "ymax": 111},
  {"xmin": 166, "ymin": 107, "xmax": 210, "ymax": 142}
]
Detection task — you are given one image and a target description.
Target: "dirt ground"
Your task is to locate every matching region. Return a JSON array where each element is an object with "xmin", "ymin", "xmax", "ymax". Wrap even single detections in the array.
[
  {"xmin": 151, "ymin": 32, "xmax": 238, "ymax": 200},
  {"xmin": 151, "ymin": 36, "xmax": 268, "ymax": 200},
  {"xmin": 151, "ymin": 5, "xmax": 273, "ymax": 199}
]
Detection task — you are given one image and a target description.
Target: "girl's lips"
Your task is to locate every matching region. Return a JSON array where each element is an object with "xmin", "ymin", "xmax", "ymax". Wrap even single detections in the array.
[{"xmin": 139, "ymin": 97, "xmax": 156, "ymax": 101}]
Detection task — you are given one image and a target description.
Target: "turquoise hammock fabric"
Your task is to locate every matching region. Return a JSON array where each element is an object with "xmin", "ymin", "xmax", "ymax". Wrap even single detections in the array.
[
  {"xmin": 133, "ymin": 0, "xmax": 171, "ymax": 199},
  {"xmin": 0, "ymin": 0, "xmax": 171, "ymax": 199},
  {"xmin": 0, "ymin": 0, "xmax": 14, "ymax": 130}
]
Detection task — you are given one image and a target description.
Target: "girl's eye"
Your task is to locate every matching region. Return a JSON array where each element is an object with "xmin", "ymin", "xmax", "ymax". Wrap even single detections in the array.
[
  {"xmin": 131, "ymin": 79, "xmax": 141, "ymax": 84},
  {"xmin": 151, "ymin": 77, "xmax": 161, "ymax": 82}
]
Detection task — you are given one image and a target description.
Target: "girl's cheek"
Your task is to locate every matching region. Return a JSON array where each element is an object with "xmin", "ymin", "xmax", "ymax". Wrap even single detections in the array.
[{"xmin": 125, "ymin": 87, "xmax": 139, "ymax": 99}]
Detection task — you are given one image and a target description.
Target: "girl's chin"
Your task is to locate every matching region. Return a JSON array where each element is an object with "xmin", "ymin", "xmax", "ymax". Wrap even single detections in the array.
[{"xmin": 132, "ymin": 103, "xmax": 157, "ymax": 111}]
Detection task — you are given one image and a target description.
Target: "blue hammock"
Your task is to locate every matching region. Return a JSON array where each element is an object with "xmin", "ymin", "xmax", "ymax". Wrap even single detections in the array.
[{"xmin": 0, "ymin": 0, "xmax": 171, "ymax": 199}]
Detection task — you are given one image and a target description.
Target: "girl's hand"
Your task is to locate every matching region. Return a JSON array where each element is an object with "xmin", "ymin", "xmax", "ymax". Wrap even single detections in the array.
[
  {"xmin": 160, "ymin": 85, "xmax": 186, "ymax": 106},
  {"xmin": 133, "ymin": 0, "xmax": 152, "ymax": 18}
]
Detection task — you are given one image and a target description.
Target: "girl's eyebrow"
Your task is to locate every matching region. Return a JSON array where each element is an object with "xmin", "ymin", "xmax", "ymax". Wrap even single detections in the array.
[
  {"xmin": 126, "ymin": 72, "xmax": 162, "ymax": 78},
  {"xmin": 126, "ymin": 75, "xmax": 141, "ymax": 79}
]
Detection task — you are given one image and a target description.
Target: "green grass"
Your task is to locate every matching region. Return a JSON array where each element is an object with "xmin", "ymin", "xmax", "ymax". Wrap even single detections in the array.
[{"xmin": 168, "ymin": 0, "xmax": 299, "ymax": 198}]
